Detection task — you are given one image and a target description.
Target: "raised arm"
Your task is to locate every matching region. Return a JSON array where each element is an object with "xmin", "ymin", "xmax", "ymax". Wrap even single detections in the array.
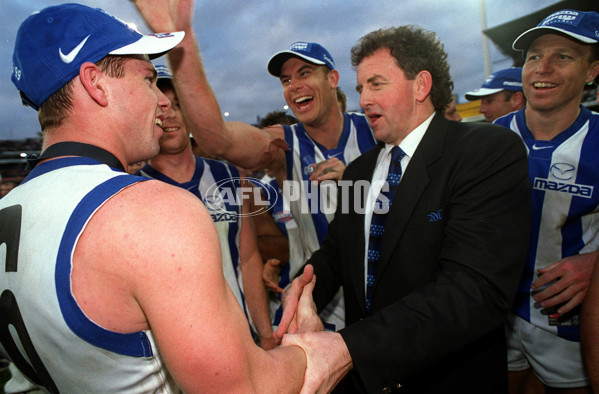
[{"xmin": 134, "ymin": 0, "xmax": 286, "ymax": 169}]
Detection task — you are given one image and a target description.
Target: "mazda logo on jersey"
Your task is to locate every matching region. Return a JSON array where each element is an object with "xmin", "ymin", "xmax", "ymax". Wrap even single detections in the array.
[{"xmin": 550, "ymin": 163, "xmax": 576, "ymax": 181}]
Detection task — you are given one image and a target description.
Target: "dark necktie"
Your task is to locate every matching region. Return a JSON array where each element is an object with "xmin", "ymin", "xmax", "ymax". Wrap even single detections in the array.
[{"xmin": 365, "ymin": 146, "xmax": 406, "ymax": 313}]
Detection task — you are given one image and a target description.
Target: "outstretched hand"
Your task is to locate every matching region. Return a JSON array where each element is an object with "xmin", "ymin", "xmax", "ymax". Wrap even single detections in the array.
[
  {"xmin": 276, "ymin": 265, "xmax": 322, "ymax": 338},
  {"xmin": 133, "ymin": 0, "xmax": 194, "ymax": 33}
]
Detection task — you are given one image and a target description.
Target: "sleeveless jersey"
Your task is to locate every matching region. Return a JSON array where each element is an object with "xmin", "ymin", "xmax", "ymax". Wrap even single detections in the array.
[
  {"xmin": 0, "ymin": 157, "xmax": 179, "ymax": 392},
  {"xmin": 139, "ymin": 158, "xmax": 254, "ymax": 332},
  {"xmin": 282, "ymin": 112, "xmax": 376, "ymax": 330},
  {"xmin": 495, "ymin": 106, "xmax": 599, "ymax": 341}
]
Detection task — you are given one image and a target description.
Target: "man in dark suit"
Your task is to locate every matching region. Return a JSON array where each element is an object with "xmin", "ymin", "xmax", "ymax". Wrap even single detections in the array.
[{"xmin": 279, "ymin": 25, "xmax": 531, "ymax": 393}]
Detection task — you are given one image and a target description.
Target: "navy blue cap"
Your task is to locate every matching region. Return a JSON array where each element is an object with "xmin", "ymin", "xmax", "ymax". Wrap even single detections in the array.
[
  {"xmin": 465, "ymin": 67, "xmax": 523, "ymax": 100},
  {"xmin": 513, "ymin": 9, "xmax": 599, "ymax": 51},
  {"xmin": 267, "ymin": 42, "xmax": 335, "ymax": 77},
  {"xmin": 12, "ymin": 3, "xmax": 184, "ymax": 110}
]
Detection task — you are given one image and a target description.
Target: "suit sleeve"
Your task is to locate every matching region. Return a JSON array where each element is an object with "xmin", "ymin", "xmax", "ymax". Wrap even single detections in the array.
[{"xmin": 339, "ymin": 124, "xmax": 530, "ymax": 390}]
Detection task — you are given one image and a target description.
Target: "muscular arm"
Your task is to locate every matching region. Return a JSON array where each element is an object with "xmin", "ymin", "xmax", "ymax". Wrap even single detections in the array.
[
  {"xmin": 76, "ymin": 180, "xmax": 306, "ymax": 392},
  {"xmin": 135, "ymin": 0, "xmax": 286, "ymax": 170}
]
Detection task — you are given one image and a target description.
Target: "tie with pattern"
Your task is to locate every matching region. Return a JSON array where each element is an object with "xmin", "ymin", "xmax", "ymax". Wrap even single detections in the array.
[{"xmin": 366, "ymin": 146, "xmax": 406, "ymax": 313}]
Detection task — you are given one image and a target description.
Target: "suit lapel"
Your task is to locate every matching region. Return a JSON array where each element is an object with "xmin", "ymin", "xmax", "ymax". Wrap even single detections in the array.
[{"xmin": 375, "ymin": 113, "xmax": 447, "ymax": 283}]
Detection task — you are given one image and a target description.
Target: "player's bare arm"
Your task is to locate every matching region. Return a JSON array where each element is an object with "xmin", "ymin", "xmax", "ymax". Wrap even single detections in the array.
[{"xmin": 73, "ymin": 179, "xmax": 307, "ymax": 392}]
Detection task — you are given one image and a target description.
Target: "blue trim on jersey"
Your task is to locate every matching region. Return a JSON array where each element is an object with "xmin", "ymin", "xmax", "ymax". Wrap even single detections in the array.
[
  {"xmin": 252, "ymin": 178, "xmax": 289, "ymax": 237},
  {"xmin": 139, "ymin": 158, "xmax": 252, "ymax": 330},
  {"xmin": 283, "ymin": 113, "xmax": 375, "ymax": 246},
  {"xmin": 55, "ymin": 172, "xmax": 153, "ymax": 357},
  {"xmin": 496, "ymin": 106, "xmax": 599, "ymax": 341},
  {"xmin": 348, "ymin": 112, "xmax": 376, "ymax": 154},
  {"xmin": 283, "ymin": 123, "xmax": 330, "ymax": 244}
]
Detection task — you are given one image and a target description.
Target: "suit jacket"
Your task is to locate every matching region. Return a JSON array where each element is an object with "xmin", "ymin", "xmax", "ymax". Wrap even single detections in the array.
[{"xmin": 308, "ymin": 113, "xmax": 531, "ymax": 393}]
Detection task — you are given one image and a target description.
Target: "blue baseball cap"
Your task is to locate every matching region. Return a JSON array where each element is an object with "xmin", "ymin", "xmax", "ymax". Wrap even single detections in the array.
[
  {"xmin": 513, "ymin": 9, "xmax": 599, "ymax": 51},
  {"xmin": 267, "ymin": 42, "xmax": 335, "ymax": 77},
  {"xmin": 155, "ymin": 64, "xmax": 174, "ymax": 89},
  {"xmin": 12, "ymin": 3, "xmax": 185, "ymax": 110},
  {"xmin": 465, "ymin": 67, "xmax": 523, "ymax": 100},
  {"xmin": 155, "ymin": 64, "xmax": 173, "ymax": 80}
]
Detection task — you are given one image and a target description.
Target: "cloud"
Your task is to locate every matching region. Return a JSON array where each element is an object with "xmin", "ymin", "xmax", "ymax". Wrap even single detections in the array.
[{"xmin": 0, "ymin": 0, "xmax": 555, "ymax": 140}]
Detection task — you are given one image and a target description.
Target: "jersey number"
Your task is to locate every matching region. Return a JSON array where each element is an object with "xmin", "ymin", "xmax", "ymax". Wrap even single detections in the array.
[{"xmin": 0, "ymin": 205, "xmax": 58, "ymax": 393}]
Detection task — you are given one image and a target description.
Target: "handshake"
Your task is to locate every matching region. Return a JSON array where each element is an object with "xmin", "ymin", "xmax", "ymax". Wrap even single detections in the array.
[{"xmin": 275, "ymin": 265, "xmax": 353, "ymax": 394}]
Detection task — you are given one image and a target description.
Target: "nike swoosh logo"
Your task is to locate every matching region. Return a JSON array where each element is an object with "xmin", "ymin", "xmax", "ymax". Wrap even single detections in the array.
[
  {"xmin": 531, "ymin": 144, "xmax": 553, "ymax": 151},
  {"xmin": 59, "ymin": 35, "xmax": 91, "ymax": 64},
  {"xmin": 328, "ymin": 152, "xmax": 343, "ymax": 159}
]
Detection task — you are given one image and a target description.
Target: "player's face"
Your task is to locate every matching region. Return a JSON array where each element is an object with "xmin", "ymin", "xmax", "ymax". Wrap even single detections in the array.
[
  {"xmin": 444, "ymin": 99, "xmax": 462, "ymax": 121},
  {"xmin": 479, "ymin": 92, "xmax": 515, "ymax": 122},
  {"xmin": 279, "ymin": 58, "xmax": 337, "ymax": 126},
  {"xmin": 356, "ymin": 48, "xmax": 418, "ymax": 145},
  {"xmin": 522, "ymin": 34, "xmax": 599, "ymax": 114},
  {"xmin": 112, "ymin": 58, "xmax": 171, "ymax": 163},
  {"xmin": 157, "ymin": 87, "xmax": 191, "ymax": 155}
]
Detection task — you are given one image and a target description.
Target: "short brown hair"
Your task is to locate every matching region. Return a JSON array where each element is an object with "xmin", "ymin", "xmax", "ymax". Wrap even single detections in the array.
[
  {"xmin": 38, "ymin": 55, "xmax": 138, "ymax": 130},
  {"xmin": 351, "ymin": 25, "xmax": 454, "ymax": 113}
]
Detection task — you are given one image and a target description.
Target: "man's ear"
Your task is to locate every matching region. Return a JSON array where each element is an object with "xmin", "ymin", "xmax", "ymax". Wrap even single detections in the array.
[
  {"xmin": 414, "ymin": 70, "xmax": 432, "ymax": 103},
  {"xmin": 587, "ymin": 60, "xmax": 599, "ymax": 85},
  {"xmin": 329, "ymin": 69, "xmax": 340, "ymax": 89},
  {"xmin": 79, "ymin": 62, "xmax": 109, "ymax": 107},
  {"xmin": 511, "ymin": 91, "xmax": 526, "ymax": 110}
]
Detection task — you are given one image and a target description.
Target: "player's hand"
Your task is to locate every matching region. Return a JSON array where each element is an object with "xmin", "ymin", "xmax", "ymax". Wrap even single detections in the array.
[
  {"xmin": 133, "ymin": 0, "xmax": 193, "ymax": 33},
  {"xmin": 282, "ymin": 331, "xmax": 352, "ymax": 394},
  {"xmin": 276, "ymin": 265, "xmax": 314, "ymax": 338},
  {"xmin": 532, "ymin": 252, "xmax": 598, "ymax": 315},
  {"xmin": 295, "ymin": 274, "xmax": 324, "ymax": 334},
  {"xmin": 309, "ymin": 158, "xmax": 346, "ymax": 182},
  {"xmin": 263, "ymin": 258, "xmax": 283, "ymax": 293}
]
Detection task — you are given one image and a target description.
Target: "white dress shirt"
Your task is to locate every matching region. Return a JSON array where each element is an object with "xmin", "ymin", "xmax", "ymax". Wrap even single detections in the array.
[{"xmin": 363, "ymin": 113, "xmax": 434, "ymax": 295}]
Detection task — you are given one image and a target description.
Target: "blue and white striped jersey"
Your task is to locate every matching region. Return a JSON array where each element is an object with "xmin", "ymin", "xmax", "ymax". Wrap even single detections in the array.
[
  {"xmin": 282, "ymin": 112, "xmax": 376, "ymax": 258},
  {"xmin": 139, "ymin": 157, "xmax": 253, "ymax": 330},
  {"xmin": 495, "ymin": 105, "xmax": 599, "ymax": 341},
  {"xmin": 282, "ymin": 112, "xmax": 376, "ymax": 330},
  {"xmin": 253, "ymin": 175, "xmax": 304, "ymax": 327}
]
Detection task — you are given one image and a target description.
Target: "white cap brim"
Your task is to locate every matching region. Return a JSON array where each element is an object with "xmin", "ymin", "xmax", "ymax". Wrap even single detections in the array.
[
  {"xmin": 513, "ymin": 26, "xmax": 597, "ymax": 51},
  {"xmin": 110, "ymin": 31, "xmax": 185, "ymax": 59},
  {"xmin": 465, "ymin": 87, "xmax": 503, "ymax": 100}
]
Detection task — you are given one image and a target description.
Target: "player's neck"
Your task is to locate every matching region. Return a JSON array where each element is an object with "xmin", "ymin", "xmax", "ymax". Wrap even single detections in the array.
[
  {"xmin": 525, "ymin": 101, "xmax": 582, "ymax": 141},
  {"xmin": 304, "ymin": 109, "xmax": 344, "ymax": 150},
  {"xmin": 149, "ymin": 146, "xmax": 196, "ymax": 183}
]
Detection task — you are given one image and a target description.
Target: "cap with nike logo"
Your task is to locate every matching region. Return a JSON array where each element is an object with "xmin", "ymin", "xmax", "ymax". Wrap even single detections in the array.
[{"xmin": 11, "ymin": 3, "xmax": 185, "ymax": 110}]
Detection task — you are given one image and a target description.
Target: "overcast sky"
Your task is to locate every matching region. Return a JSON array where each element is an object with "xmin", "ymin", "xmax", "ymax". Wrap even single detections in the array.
[{"xmin": 1, "ymin": 0, "xmax": 560, "ymax": 141}]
